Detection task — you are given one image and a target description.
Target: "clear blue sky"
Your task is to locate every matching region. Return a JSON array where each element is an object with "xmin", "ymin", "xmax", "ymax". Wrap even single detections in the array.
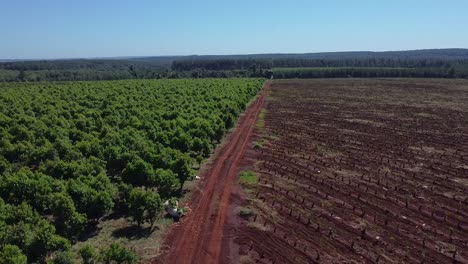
[{"xmin": 1, "ymin": 0, "xmax": 467, "ymax": 59}]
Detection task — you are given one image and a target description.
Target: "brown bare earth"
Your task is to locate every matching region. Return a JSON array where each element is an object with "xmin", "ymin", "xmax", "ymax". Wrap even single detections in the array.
[
  {"xmin": 236, "ymin": 79, "xmax": 468, "ymax": 263},
  {"xmin": 153, "ymin": 81, "xmax": 270, "ymax": 264},
  {"xmin": 155, "ymin": 79, "xmax": 468, "ymax": 264}
]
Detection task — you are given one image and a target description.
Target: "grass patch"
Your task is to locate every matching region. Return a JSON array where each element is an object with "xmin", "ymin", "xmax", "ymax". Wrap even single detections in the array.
[
  {"xmin": 253, "ymin": 134, "xmax": 279, "ymax": 150},
  {"xmin": 73, "ymin": 215, "xmax": 173, "ymax": 263},
  {"xmin": 253, "ymin": 141, "xmax": 263, "ymax": 149},
  {"xmin": 239, "ymin": 171, "xmax": 258, "ymax": 186},
  {"xmin": 253, "ymin": 138, "xmax": 267, "ymax": 149},
  {"xmin": 314, "ymin": 144, "xmax": 334, "ymax": 154},
  {"xmin": 314, "ymin": 144, "xmax": 342, "ymax": 157},
  {"xmin": 239, "ymin": 171, "xmax": 258, "ymax": 194},
  {"xmin": 255, "ymin": 108, "xmax": 266, "ymax": 128}
]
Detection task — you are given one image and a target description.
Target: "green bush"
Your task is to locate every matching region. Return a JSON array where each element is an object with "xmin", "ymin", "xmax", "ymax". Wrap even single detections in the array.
[
  {"xmin": 78, "ymin": 244, "xmax": 98, "ymax": 264},
  {"xmin": 239, "ymin": 171, "xmax": 258, "ymax": 186},
  {"xmin": 102, "ymin": 243, "xmax": 137, "ymax": 264},
  {"xmin": 0, "ymin": 245, "xmax": 27, "ymax": 264},
  {"xmin": 239, "ymin": 207, "xmax": 255, "ymax": 218},
  {"xmin": 52, "ymin": 250, "xmax": 78, "ymax": 264},
  {"xmin": 128, "ymin": 188, "xmax": 163, "ymax": 227}
]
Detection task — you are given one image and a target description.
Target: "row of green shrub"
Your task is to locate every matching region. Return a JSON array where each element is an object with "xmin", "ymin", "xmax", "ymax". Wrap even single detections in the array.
[{"xmin": 0, "ymin": 78, "xmax": 265, "ymax": 262}]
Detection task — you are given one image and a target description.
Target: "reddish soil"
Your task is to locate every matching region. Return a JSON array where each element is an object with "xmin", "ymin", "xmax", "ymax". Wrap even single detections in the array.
[
  {"xmin": 235, "ymin": 79, "xmax": 468, "ymax": 264},
  {"xmin": 153, "ymin": 81, "xmax": 271, "ymax": 264}
]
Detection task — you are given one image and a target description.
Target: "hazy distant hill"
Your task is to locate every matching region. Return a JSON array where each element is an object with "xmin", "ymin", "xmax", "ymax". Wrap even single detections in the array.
[
  {"xmin": 131, "ymin": 49, "xmax": 468, "ymax": 63},
  {"xmin": 4, "ymin": 48, "xmax": 468, "ymax": 64}
]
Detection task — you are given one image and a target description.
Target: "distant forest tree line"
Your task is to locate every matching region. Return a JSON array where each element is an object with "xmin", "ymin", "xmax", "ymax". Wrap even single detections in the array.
[
  {"xmin": 171, "ymin": 58, "xmax": 467, "ymax": 79},
  {"xmin": 171, "ymin": 57, "xmax": 466, "ymax": 71},
  {"xmin": 271, "ymin": 67, "xmax": 460, "ymax": 79},
  {"xmin": 0, "ymin": 60, "xmax": 169, "ymax": 82},
  {"xmin": 1, "ymin": 49, "xmax": 468, "ymax": 81}
]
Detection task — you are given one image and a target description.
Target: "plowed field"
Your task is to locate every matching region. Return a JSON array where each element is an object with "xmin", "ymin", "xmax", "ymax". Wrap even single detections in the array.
[{"xmin": 236, "ymin": 79, "xmax": 468, "ymax": 264}]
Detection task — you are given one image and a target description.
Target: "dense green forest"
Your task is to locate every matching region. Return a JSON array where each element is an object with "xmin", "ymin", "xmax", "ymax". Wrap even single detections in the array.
[
  {"xmin": 0, "ymin": 78, "xmax": 264, "ymax": 263},
  {"xmin": 0, "ymin": 59, "xmax": 169, "ymax": 82},
  {"xmin": 2, "ymin": 49, "xmax": 468, "ymax": 81},
  {"xmin": 170, "ymin": 57, "xmax": 468, "ymax": 71},
  {"xmin": 271, "ymin": 67, "xmax": 460, "ymax": 79},
  {"xmin": 126, "ymin": 49, "xmax": 468, "ymax": 79}
]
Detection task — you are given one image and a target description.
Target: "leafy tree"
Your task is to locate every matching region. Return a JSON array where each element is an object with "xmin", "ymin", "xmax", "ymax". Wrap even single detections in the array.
[
  {"xmin": 144, "ymin": 191, "xmax": 163, "ymax": 228},
  {"xmin": 169, "ymin": 128, "xmax": 192, "ymax": 152},
  {"xmin": 115, "ymin": 182, "xmax": 133, "ymax": 212},
  {"xmin": 102, "ymin": 243, "xmax": 137, "ymax": 264},
  {"xmin": 149, "ymin": 168, "xmax": 180, "ymax": 198},
  {"xmin": 40, "ymin": 157, "xmax": 105, "ymax": 180},
  {"xmin": 52, "ymin": 140, "xmax": 82, "ymax": 161},
  {"xmin": 0, "ymin": 169, "xmax": 64, "ymax": 213},
  {"xmin": 52, "ymin": 250, "xmax": 78, "ymax": 264},
  {"xmin": 78, "ymin": 244, "xmax": 98, "ymax": 264},
  {"xmin": 49, "ymin": 192, "xmax": 87, "ymax": 239},
  {"xmin": 169, "ymin": 152, "xmax": 193, "ymax": 188},
  {"xmin": 128, "ymin": 188, "xmax": 147, "ymax": 227},
  {"xmin": 128, "ymin": 188, "xmax": 162, "ymax": 227},
  {"xmin": 192, "ymin": 137, "xmax": 211, "ymax": 158},
  {"xmin": 67, "ymin": 174, "xmax": 116, "ymax": 220},
  {"xmin": 121, "ymin": 158, "xmax": 154, "ymax": 186},
  {"xmin": 0, "ymin": 245, "xmax": 27, "ymax": 264},
  {"xmin": 0, "ymin": 200, "xmax": 70, "ymax": 262}
]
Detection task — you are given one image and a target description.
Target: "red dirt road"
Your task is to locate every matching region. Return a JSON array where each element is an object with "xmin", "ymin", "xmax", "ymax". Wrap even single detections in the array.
[{"xmin": 154, "ymin": 81, "xmax": 270, "ymax": 264}]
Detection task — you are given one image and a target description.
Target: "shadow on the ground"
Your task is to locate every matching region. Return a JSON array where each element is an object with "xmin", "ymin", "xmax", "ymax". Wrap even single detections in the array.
[
  {"xmin": 111, "ymin": 225, "xmax": 158, "ymax": 240},
  {"xmin": 101, "ymin": 211, "xmax": 126, "ymax": 221},
  {"xmin": 76, "ymin": 212, "xmax": 127, "ymax": 242}
]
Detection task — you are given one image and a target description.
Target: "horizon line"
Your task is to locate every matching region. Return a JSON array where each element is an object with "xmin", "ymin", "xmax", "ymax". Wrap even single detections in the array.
[{"xmin": 1, "ymin": 48, "xmax": 467, "ymax": 62}]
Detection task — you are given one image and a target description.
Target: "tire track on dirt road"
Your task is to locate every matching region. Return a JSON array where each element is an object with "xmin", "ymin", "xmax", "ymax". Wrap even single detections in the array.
[{"xmin": 154, "ymin": 81, "xmax": 271, "ymax": 264}]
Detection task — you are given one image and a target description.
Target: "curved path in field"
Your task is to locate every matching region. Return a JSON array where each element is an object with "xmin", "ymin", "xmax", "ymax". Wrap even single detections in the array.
[{"xmin": 153, "ymin": 81, "xmax": 270, "ymax": 264}]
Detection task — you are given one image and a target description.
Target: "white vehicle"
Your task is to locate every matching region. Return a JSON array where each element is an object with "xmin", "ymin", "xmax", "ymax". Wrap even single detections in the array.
[{"xmin": 164, "ymin": 199, "xmax": 184, "ymax": 220}]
